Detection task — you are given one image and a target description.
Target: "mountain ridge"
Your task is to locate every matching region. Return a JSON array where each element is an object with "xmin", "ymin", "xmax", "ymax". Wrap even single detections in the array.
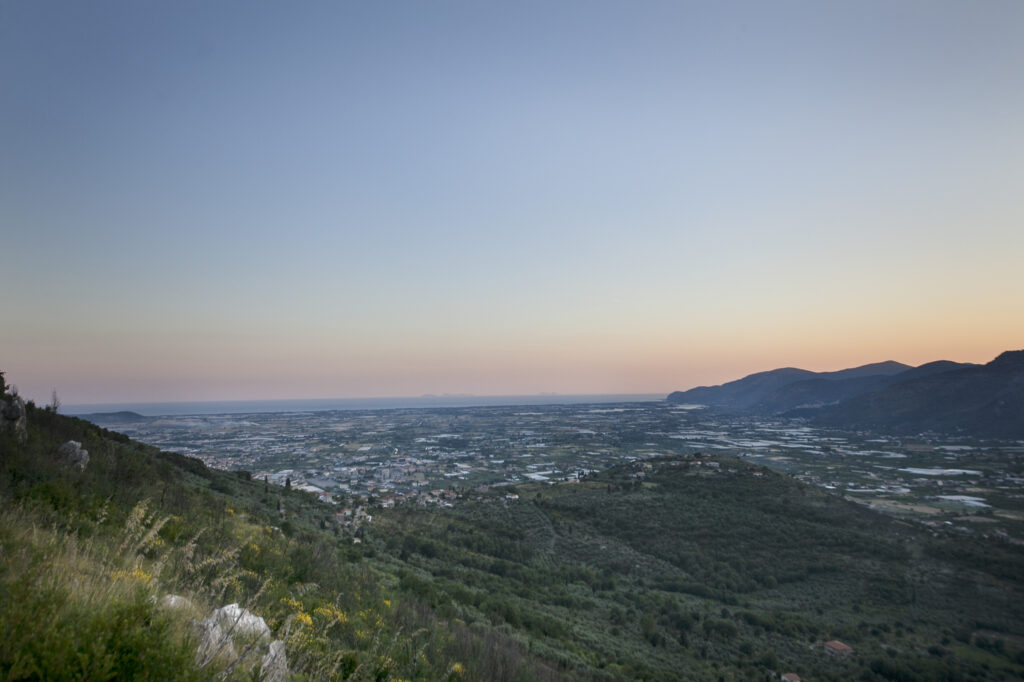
[
  {"xmin": 668, "ymin": 352, "xmax": 1021, "ymax": 437},
  {"xmin": 668, "ymin": 360, "xmax": 916, "ymax": 412},
  {"xmin": 814, "ymin": 350, "xmax": 1024, "ymax": 437}
]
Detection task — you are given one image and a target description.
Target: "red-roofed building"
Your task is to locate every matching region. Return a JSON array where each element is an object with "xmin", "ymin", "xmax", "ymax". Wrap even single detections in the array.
[{"xmin": 824, "ymin": 640, "xmax": 853, "ymax": 657}]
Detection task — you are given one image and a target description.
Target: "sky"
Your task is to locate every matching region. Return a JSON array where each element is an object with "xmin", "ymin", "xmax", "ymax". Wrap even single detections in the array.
[{"xmin": 2, "ymin": 1, "xmax": 1023, "ymax": 405}]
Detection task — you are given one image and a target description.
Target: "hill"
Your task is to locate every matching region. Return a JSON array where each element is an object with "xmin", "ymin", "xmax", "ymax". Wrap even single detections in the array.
[
  {"xmin": 0, "ymin": 382, "xmax": 553, "ymax": 681},
  {"xmin": 372, "ymin": 456, "xmax": 1024, "ymax": 680},
  {"xmin": 3, "ymin": 373, "xmax": 1024, "ymax": 680},
  {"xmin": 667, "ymin": 367, "xmax": 817, "ymax": 409},
  {"xmin": 666, "ymin": 356, "xmax": 1011, "ymax": 436},
  {"xmin": 814, "ymin": 350, "xmax": 1024, "ymax": 437},
  {"xmin": 667, "ymin": 362, "xmax": 914, "ymax": 412},
  {"xmin": 815, "ymin": 360, "xmax": 914, "ymax": 381},
  {"xmin": 764, "ymin": 360, "xmax": 975, "ymax": 415},
  {"xmin": 77, "ymin": 410, "xmax": 152, "ymax": 424}
]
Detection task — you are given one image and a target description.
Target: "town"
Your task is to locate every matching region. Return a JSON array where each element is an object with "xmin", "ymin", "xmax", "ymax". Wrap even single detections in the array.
[{"xmin": 95, "ymin": 401, "xmax": 1024, "ymax": 544}]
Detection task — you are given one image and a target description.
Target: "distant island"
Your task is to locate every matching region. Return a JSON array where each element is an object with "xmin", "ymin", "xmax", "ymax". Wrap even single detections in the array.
[
  {"xmin": 75, "ymin": 411, "xmax": 151, "ymax": 425},
  {"xmin": 668, "ymin": 350, "xmax": 1024, "ymax": 438}
]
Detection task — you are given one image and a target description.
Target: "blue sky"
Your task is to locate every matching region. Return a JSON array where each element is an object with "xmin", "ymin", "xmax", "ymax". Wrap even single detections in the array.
[{"xmin": 2, "ymin": 1, "xmax": 1023, "ymax": 403}]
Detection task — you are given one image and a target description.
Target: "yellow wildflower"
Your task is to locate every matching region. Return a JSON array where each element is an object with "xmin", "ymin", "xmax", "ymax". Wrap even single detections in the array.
[
  {"xmin": 280, "ymin": 597, "xmax": 302, "ymax": 611},
  {"xmin": 110, "ymin": 568, "xmax": 152, "ymax": 584}
]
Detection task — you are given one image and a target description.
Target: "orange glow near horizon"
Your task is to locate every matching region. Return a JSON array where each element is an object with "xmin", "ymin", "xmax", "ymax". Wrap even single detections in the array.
[
  {"xmin": 5, "ymin": 322, "xmax": 1020, "ymax": 404},
  {"xmin": 2, "ymin": 2, "xmax": 1023, "ymax": 406}
]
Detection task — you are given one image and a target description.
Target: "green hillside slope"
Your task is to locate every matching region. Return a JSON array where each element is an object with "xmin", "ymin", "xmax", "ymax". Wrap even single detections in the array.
[
  {"xmin": 3, "ymin": 375, "xmax": 1024, "ymax": 681},
  {"xmin": 370, "ymin": 458, "xmax": 1024, "ymax": 681},
  {"xmin": 0, "ymin": 390, "xmax": 552, "ymax": 681}
]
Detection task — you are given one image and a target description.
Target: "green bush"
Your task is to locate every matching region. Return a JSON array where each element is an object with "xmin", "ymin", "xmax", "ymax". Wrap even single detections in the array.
[{"xmin": 0, "ymin": 587, "xmax": 205, "ymax": 681}]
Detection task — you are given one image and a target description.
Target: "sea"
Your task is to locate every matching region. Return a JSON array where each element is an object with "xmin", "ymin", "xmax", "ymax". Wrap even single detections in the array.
[{"xmin": 63, "ymin": 394, "xmax": 665, "ymax": 418}]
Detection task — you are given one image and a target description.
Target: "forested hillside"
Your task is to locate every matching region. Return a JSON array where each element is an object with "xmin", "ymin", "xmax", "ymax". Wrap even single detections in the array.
[
  {"xmin": 2, "ymin": 374, "xmax": 1024, "ymax": 681},
  {"xmin": 371, "ymin": 457, "xmax": 1024, "ymax": 681},
  {"xmin": 0, "ymin": 380, "xmax": 552, "ymax": 681}
]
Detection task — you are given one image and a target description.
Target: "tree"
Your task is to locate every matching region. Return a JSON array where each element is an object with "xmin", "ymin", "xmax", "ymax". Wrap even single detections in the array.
[{"xmin": 49, "ymin": 388, "xmax": 61, "ymax": 413}]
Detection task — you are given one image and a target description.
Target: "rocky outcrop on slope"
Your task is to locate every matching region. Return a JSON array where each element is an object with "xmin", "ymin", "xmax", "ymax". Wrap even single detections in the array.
[
  {"xmin": 211, "ymin": 603, "xmax": 273, "ymax": 641},
  {"xmin": 1, "ymin": 392, "xmax": 27, "ymax": 443},
  {"xmin": 178, "ymin": 599, "xmax": 286, "ymax": 680},
  {"xmin": 58, "ymin": 440, "xmax": 89, "ymax": 471},
  {"xmin": 260, "ymin": 640, "xmax": 288, "ymax": 682},
  {"xmin": 192, "ymin": 616, "xmax": 237, "ymax": 663}
]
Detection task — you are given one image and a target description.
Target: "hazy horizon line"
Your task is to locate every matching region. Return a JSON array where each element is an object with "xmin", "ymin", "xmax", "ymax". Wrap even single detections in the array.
[{"xmin": 61, "ymin": 392, "xmax": 669, "ymax": 417}]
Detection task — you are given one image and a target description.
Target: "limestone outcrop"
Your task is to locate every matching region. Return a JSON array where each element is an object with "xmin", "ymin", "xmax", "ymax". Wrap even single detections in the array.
[
  {"xmin": 58, "ymin": 440, "xmax": 89, "ymax": 471},
  {"xmin": 159, "ymin": 594, "xmax": 192, "ymax": 610},
  {"xmin": 259, "ymin": 640, "xmax": 288, "ymax": 682},
  {"xmin": 212, "ymin": 603, "xmax": 272, "ymax": 640},
  {"xmin": 182, "ymin": 600, "xmax": 286, "ymax": 679},
  {"xmin": 1, "ymin": 392, "xmax": 27, "ymax": 443},
  {"xmin": 192, "ymin": 617, "xmax": 236, "ymax": 664}
]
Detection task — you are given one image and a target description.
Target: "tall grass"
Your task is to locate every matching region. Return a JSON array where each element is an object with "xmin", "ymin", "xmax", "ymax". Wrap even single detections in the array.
[
  {"xmin": 0, "ymin": 503, "xmax": 218, "ymax": 681},
  {"xmin": 0, "ymin": 498, "xmax": 485, "ymax": 681},
  {"xmin": 0, "ymin": 409, "xmax": 564, "ymax": 681}
]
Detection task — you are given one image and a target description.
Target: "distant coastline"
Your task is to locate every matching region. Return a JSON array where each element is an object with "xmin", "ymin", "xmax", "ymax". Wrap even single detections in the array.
[{"xmin": 63, "ymin": 394, "xmax": 665, "ymax": 418}]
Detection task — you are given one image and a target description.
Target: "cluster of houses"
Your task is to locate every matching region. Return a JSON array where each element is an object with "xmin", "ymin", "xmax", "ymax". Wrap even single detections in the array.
[{"xmin": 768, "ymin": 640, "xmax": 853, "ymax": 681}]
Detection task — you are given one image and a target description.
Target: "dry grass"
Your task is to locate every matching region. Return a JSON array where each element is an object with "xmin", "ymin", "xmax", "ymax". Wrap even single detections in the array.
[{"xmin": 0, "ymin": 502, "xmax": 222, "ymax": 680}]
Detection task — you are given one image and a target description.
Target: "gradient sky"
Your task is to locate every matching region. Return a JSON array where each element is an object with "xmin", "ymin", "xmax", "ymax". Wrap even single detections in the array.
[{"xmin": 2, "ymin": 1, "xmax": 1023, "ymax": 405}]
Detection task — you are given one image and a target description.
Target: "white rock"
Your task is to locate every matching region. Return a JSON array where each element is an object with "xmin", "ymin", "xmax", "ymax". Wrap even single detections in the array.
[
  {"xmin": 212, "ymin": 603, "xmax": 271, "ymax": 640},
  {"xmin": 192, "ymin": 618, "xmax": 235, "ymax": 664},
  {"xmin": 159, "ymin": 594, "xmax": 192, "ymax": 610},
  {"xmin": 259, "ymin": 640, "xmax": 288, "ymax": 682},
  {"xmin": 57, "ymin": 440, "xmax": 89, "ymax": 471},
  {"xmin": 1, "ymin": 394, "xmax": 27, "ymax": 443}
]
